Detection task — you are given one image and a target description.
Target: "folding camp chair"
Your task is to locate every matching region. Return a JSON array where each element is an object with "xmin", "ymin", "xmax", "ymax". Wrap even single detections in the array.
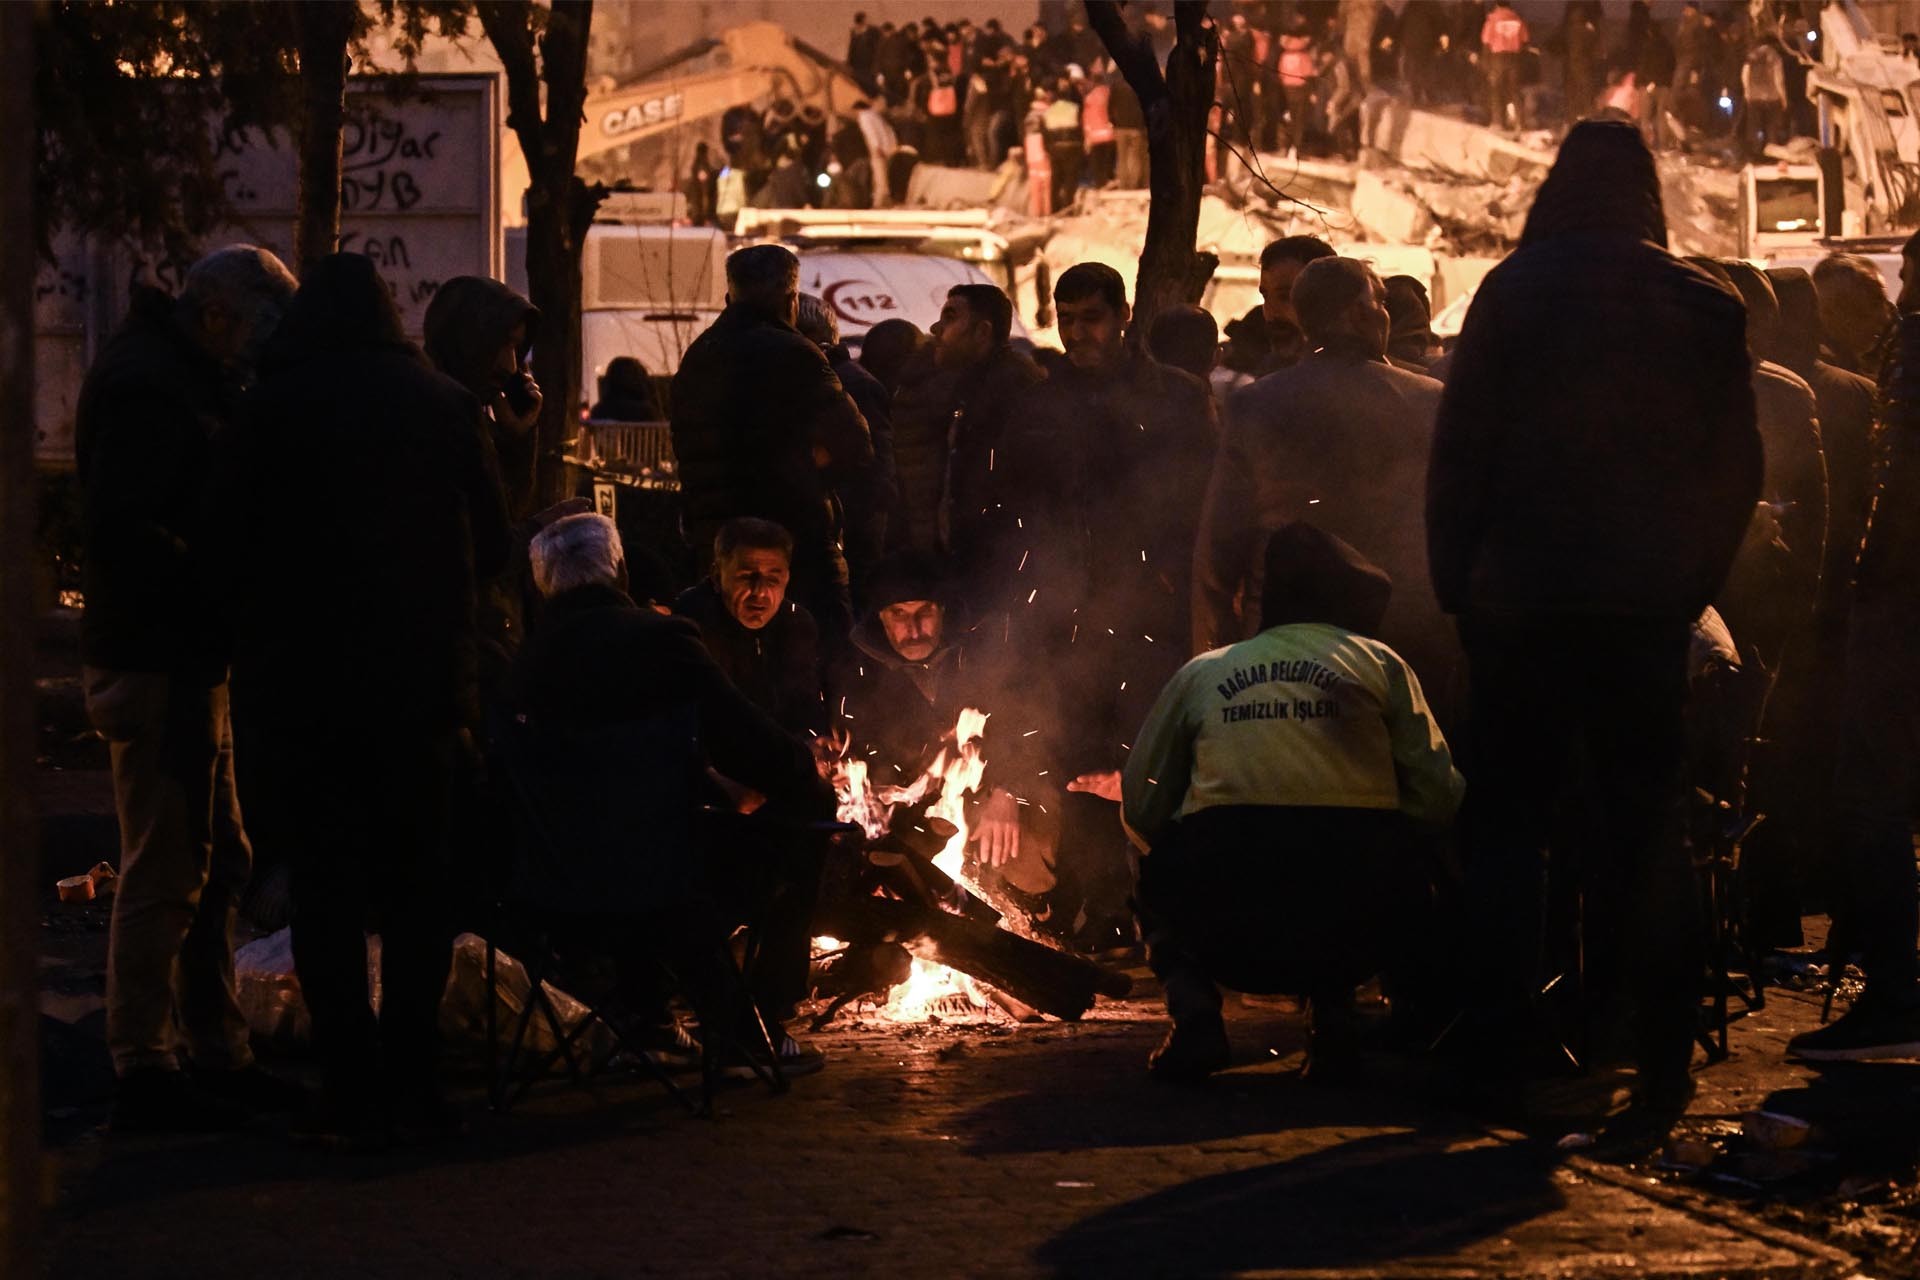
[{"xmin": 482, "ymin": 711, "xmax": 792, "ymax": 1116}]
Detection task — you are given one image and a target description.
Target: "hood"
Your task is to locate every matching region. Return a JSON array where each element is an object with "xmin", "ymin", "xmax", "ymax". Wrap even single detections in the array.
[
  {"xmin": 422, "ymin": 275, "xmax": 539, "ymax": 398},
  {"xmin": 1720, "ymin": 260, "xmax": 1781, "ymax": 364},
  {"xmin": 1765, "ymin": 266, "xmax": 1821, "ymax": 380},
  {"xmin": 260, "ymin": 253, "xmax": 412, "ymax": 371},
  {"xmin": 1520, "ymin": 119, "xmax": 1667, "ymax": 249},
  {"xmin": 1258, "ymin": 523, "xmax": 1392, "ymax": 638}
]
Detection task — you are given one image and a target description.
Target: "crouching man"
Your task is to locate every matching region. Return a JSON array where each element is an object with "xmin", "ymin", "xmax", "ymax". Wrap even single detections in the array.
[
  {"xmin": 674, "ymin": 517, "xmax": 826, "ymax": 738},
  {"xmin": 516, "ymin": 514, "xmax": 837, "ymax": 1074},
  {"xmin": 1122, "ymin": 525, "xmax": 1464, "ymax": 1083},
  {"xmin": 829, "ymin": 552, "xmax": 1058, "ymax": 905}
]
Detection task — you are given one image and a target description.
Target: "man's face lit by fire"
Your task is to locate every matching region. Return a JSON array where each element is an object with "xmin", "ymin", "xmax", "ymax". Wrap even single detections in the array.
[
  {"xmin": 1056, "ymin": 293, "xmax": 1128, "ymax": 369},
  {"xmin": 931, "ymin": 295, "xmax": 992, "ymax": 369},
  {"xmin": 879, "ymin": 599, "xmax": 944, "ymax": 662},
  {"xmin": 1261, "ymin": 257, "xmax": 1309, "ymax": 334},
  {"xmin": 719, "ymin": 547, "xmax": 790, "ymax": 631}
]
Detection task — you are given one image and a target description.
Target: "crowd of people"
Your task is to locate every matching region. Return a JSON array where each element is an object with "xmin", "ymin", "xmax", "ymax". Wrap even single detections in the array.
[
  {"xmin": 685, "ymin": 1, "xmax": 1828, "ymax": 221},
  {"xmin": 74, "ymin": 102, "xmax": 1920, "ymax": 1158}
]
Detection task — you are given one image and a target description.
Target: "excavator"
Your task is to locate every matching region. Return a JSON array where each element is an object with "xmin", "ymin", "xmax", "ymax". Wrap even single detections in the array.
[{"xmin": 500, "ymin": 22, "xmax": 868, "ymax": 225}]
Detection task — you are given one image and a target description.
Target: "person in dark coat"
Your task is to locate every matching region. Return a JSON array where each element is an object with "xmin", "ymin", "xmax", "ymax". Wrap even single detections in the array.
[
  {"xmin": 671, "ymin": 244, "xmax": 874, "ymax": 640},
  {"xmin": 827, "ymin": 553, "xmax": 1059, "ymax": 902},
  {"xmin": 856, "ymin": 318, "xmax": 927, "ymax": 395},
  {"xmin": 422, "ymin": 275, "xmax": 542, "ymax": 517},
  {"xmin": 1813, "ymin": 252, "xmax": 1896, "ymax": 383},
  {"xmin": 1196, "ymin": 257, "xmax": 1459, "ymax": 727},
  {"xmin": 1382, "ymin": 274, "xmax": 1440, "ymax": 370},
  {"xmin": 209, "ymin": 253, "xmax": 513, "ymax": 1144},
  {"xmin": 673, "ymin": 518, "xmax": 825, "ymax": 738},
  {"xmin": 917, "ymin": 284, "xmax": 1046, "ymax": 578},
  {"xmin": 1256, "ymin": 236, "xmax": 1338, "ymax": 374},
  {"xmin": 998, "ymin": 264, "xmax": 1218, "ymax": 947},
  {"xmin": 1790, "ymin": 231, "xmax": 1920, "ymax": 1061},
  {"xmin": 1146, "ymin": 305, "xmax": 1221, "ymax": 386},
  {"xmin": 77, "ymin": 245, "xmax": 300, "ymax": 1132},
  {"xmin": 1428, "ymin": 121, "xmax": 1761, "ymax": 1152},
  {"xmin": 589, "ymin": 355, "xmax": 663, "ymax": 422},
  {"xmin": 795, "ymin": 293, "xmax": 896, "ymax": 600},
  {"xmin": 517, "ymin": 514, "xmax": 834, "ymax": 1071}
]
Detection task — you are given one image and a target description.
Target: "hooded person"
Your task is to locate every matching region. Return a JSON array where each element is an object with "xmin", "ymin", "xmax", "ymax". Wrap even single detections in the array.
[
  {"xmin": 826, "ymin": 552, "xmax": 1061, "ymax": 904},
  {"xmin": 1125, "ymin": 523, "xmax": 1462, "ymax": 1084},
  {"xmin": 422, "ymin": 276, "xmax": 542, "ymax": 515},
  {"xmin": 209, "ymin": 252, "xmax": 513, "ymax": 1145},
  {"xmin": 1428, "ymin": 119, "xmax": 1761, "ymax": 1153}
]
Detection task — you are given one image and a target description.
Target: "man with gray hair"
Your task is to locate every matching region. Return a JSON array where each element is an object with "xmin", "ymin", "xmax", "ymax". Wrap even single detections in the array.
[
  {"xmin": 1194, "ymin": 255, "xmax": 1459, "ymax": 727},
  {"xmin": 75, "ymin": 243, "xmax": 300, "ymax": 1131},
  {"xmin": 671, "ymin": 244, "xmax": 874, "ymax": 639},
  {"xmin": 517, "ymin": 513, "xmax": 835, "ymax": 1075}
]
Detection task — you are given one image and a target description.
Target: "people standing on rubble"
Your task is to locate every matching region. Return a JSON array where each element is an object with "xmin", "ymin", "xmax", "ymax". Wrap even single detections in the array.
[
  {"xmin": 1110, "ymin": 60, "xmax": 1147, "ymax": 188},
  {"xmin": 674, "ymin": 519, "xmax": 826, "ymax": 738},
  {"xmin": 1278, "ymin": 11, "xmax": 1318, "ymax": 157},
  {"xmin": 1341, "ymin": 0, "xmax": 1380, "ymax": 99},
  {"xmin": 1125, "ymin": 524, "xmax": 1462, "ymax": 1084},
  {"xmin": 876, "ymin": 20, "xmax": 922, "ymax": 108},
  {"xmin": 1195, "ymin": 257, "xmax": 1457, "ymax": 727},
  {"xmin": 1081, "ymin": 59, "xmax": 1116, "ymax": 189},
  {"xmin": 77, "ymin": 245, "xmax": 301, "ymax": 1133},
  {"xmin": 671, "ymin": 245, "xmax": 874, "ymax": 641},
  {"xmin": 912, "ymin": 51, "xmax": 964, "ymax": 167},
  {"xmin": 1741, "ymin": 29, "xmax": 1788, "ymax": 159},
  {"xmin": 1559, "ymin": 1, "xmax": 1603, "ymax": 124},
  {"xmin": 1481, "ymin": 1, "xmax": 1530, "ymax": 131},
  {"xmin": 1394, "ymin": 0, "xmax": 1446, "ymax": 108},
  {"xmin": 1788, "ymin": 230, "xmax": 1920, "ymax": 1062},
  {"xmin": 1022, "ymin": 90, "xmax": 1053, "ymax": 217},
  {"xmin": 1043, "ymin": 76, "xmax": 1085, "ymax": 211},
  {"xmin": 212, "ymin": 253, "xmax": 513, "ymax": 1147},
  {"xmin": 1428, "ymin": 120, "xmax": 1760, "ymax": 1153},
  {"xmin": 1256, "ymin": 235, "xmax": 1338, "ymax": 374}
]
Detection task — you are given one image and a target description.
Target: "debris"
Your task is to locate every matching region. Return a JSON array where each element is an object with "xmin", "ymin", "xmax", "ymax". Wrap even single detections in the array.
[
  {"xmin": 1742, "ymin": 1110, "xmax": 1815, "ymax": 1151},
  {"xmin": 54, "ymin": 875, "xmax": 92, "ymax": 905},
  {"xmin": 1555, "ymin": 1131, "xmax": 1596, "ymax": 1151}
]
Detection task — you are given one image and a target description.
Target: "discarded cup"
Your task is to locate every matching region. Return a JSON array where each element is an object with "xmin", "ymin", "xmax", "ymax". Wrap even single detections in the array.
[{"xmin": 55, "ymin": 875, "xmax": 94, "ymax": 904}]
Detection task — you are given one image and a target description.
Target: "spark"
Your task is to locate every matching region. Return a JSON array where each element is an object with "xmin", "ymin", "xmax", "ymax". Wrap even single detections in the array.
[
  {"xmin": 1022, "ymin": 729, "xmax": 1039, "ymax": 737},
  {"xmin": 1143, "ymin": 634, "xmax": 1153, "ymax": 642},
  {"xmin": 989, "ymin": 448, "xmax": 995, "ymax": 470},
  {"xmin": 1140, "ymin": 549, "xmax": 1146, "ymax": 561},
  {"xmin": 1037, "ymin": 770, "xmax": 1048, "ymax": 776},
  {"xmin": 1017, "ymin": 549, "xmax": 1029, "ymax": 571},
  {"xmin": 839, "ymin": 696, "xmax": 847, "ymax": 715},
  {"xmin": 1308, "ymin": 498, "xmax": 1321, "ymax": 505},
  {"xmin": 1027, "ymin": 588, "xmax": 1038, "ymax": 604},
  {"xmin": 1120, "ymin": 682, "xmax": 1127, "ymax": 691}
]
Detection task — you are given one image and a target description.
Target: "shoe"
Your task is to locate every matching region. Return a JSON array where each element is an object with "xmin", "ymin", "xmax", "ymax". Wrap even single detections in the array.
[
  {"xmin": 719, "ymin": 1033, "xmax": 826, "ymax": 1081},
  {"xmin": 1787, "ymin": 997, "xmax": 1920, "ymax": 1062},
  {"xmin": 641, "ymin": 1021, "xmax": 704, "ymax": 1073},
  {"xmin": 1148, "ymin": 1013, "xmax": 1231, "ymax": 1083},
  {"xmin": 1589, "ymin": 1076, "xmax": 1696, "ymax": 1165},
  {"xmin": 191, "ymin": 1063, "xmax": 309, "ymax": 1113},
  {"xmin": 110, "ymin": 1066, "xmax": 253, "ymax": 1134}
]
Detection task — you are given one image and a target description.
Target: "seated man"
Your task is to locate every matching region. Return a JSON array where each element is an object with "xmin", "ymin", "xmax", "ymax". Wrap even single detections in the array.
[
  {"xmin": 1123, "ymin": 524, "xmax": 1464, "ymax": 1084},
  {"xmin": 828, "ymin": 552, "xmax": 1057, "ymax": 904},
  {"xmin": 675, "ymin": 517, "xmax": 826, "ymax": 737},
  {"xmin": 515, "ymin": 513, "xmax": 836, "ymax": 1073}
]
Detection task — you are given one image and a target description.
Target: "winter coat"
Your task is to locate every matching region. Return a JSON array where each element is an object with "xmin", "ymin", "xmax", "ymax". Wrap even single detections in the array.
[
  {"xmin": 826, "ymin": 343, "xmax": 897, "ymax": 570},
  {"xmin": 210, "ymin": 253, "xmax": 511, "ymax": 735},
  {"xmin": 1427, "ymin": 121, "xmax": 1760, "ymax": 621},
  {"xmin": 1717, "ymin": 362, "xmax": 1827, "ymax": 659},
  {"xmin": 670, "ymin": 303, "xmax": 874, "ymax": 573},
  {"xmin": 1195, "ymin": 344, "xmax": 1458, "ymax": 716},
  {"xmin": 516, "ymin": 581, "xmax": 828, "ymax": 817},
  {"xmin": 827, "ymin": 608, "xmax": 1054, "ymax": 801},
  {"xmin": 421, "ymin": 276, "xmax": 540, "ymax": 511},
  {"xmin": 1857, "ymin": 312, "xmax": 1920, "ymax": 606},
  {"xmin": 672, "ymin": 580, "xmax": 825, "ymax": 737},
  {"xmin": 75, "ymin": 287, "xmax": 233, "ymax": 681},
  {"xmin": 887, "ymin": 348, "xmax": 963, "ymax": 553}
]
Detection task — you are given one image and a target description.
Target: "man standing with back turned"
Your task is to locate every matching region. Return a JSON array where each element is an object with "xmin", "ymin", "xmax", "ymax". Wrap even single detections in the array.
[{"xmin": 1428, "ymin": 120, "xmax": 1761, "ymax": 1154}]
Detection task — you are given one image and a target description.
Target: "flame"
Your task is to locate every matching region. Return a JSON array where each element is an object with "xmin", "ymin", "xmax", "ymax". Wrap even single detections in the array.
[{"xmin": 823, "ymin": 708, "xmax": 1001, "ymax": 1021}]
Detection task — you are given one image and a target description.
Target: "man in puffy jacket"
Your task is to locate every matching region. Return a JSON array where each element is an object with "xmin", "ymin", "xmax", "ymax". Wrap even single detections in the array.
[
  {"xmin": 674, "ymin": 518, "xmax": 825, "ymax": 738},
  {"xmin": 1428, "ymin": 121, "xmax": 1760, "ymax": 1151},
  {"xmin": 672, "ymin": 245, "xmax": 874, "ymax": 640}
]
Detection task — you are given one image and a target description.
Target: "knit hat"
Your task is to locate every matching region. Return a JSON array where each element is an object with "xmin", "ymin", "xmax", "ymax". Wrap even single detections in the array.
[{"xmin": 1259, "ymin": 523, "xmax": 1393, "ymax": 637}]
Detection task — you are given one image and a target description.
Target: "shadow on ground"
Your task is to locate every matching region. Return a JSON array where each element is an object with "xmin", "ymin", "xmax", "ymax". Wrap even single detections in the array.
[{"xmin": 1035, "ymin": 1131, "xmax": 1564, "ymax": 1279}]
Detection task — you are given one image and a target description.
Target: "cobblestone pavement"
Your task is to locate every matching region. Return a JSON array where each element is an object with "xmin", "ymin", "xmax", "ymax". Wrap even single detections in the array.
[{"xmin": 43, "ymin": 986, "xmax": 1864, "ymax": 1280}]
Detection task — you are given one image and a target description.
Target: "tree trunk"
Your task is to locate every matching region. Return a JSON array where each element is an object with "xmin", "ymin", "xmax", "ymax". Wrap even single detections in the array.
[
  {"xmin": 293, "ymin": 1, "xmax": 356, "ymax": 276},
  {"xmin": 1085, "ymin": 0, "xmax": 1218, "ymax": 338},
  {"xmin": 478, "ymin": 0, "xmax": 606, "ymax": 519},
  {"xmin": 0, "ymin": 3, "xmax": 40, "ymax": 1273}
]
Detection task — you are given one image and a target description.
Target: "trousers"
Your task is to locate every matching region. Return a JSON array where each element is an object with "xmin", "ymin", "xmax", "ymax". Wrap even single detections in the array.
[
  {"xmin": 1460, "ymin": 612, "xmax": 1700, "ymax": 1081},
  {"xmin": 86, "ymin": 670, "xmax": 253, "ymax": 1074},
  {"xmin": 1136, "ymin": 805, "xmax": 1434, "ymax": 1024}
]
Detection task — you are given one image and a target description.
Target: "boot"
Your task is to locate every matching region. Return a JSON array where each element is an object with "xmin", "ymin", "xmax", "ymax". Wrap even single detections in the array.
[{"xmin": 1148, "ymin": 1012, "xmax": 1231, "ymax": 1083}]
